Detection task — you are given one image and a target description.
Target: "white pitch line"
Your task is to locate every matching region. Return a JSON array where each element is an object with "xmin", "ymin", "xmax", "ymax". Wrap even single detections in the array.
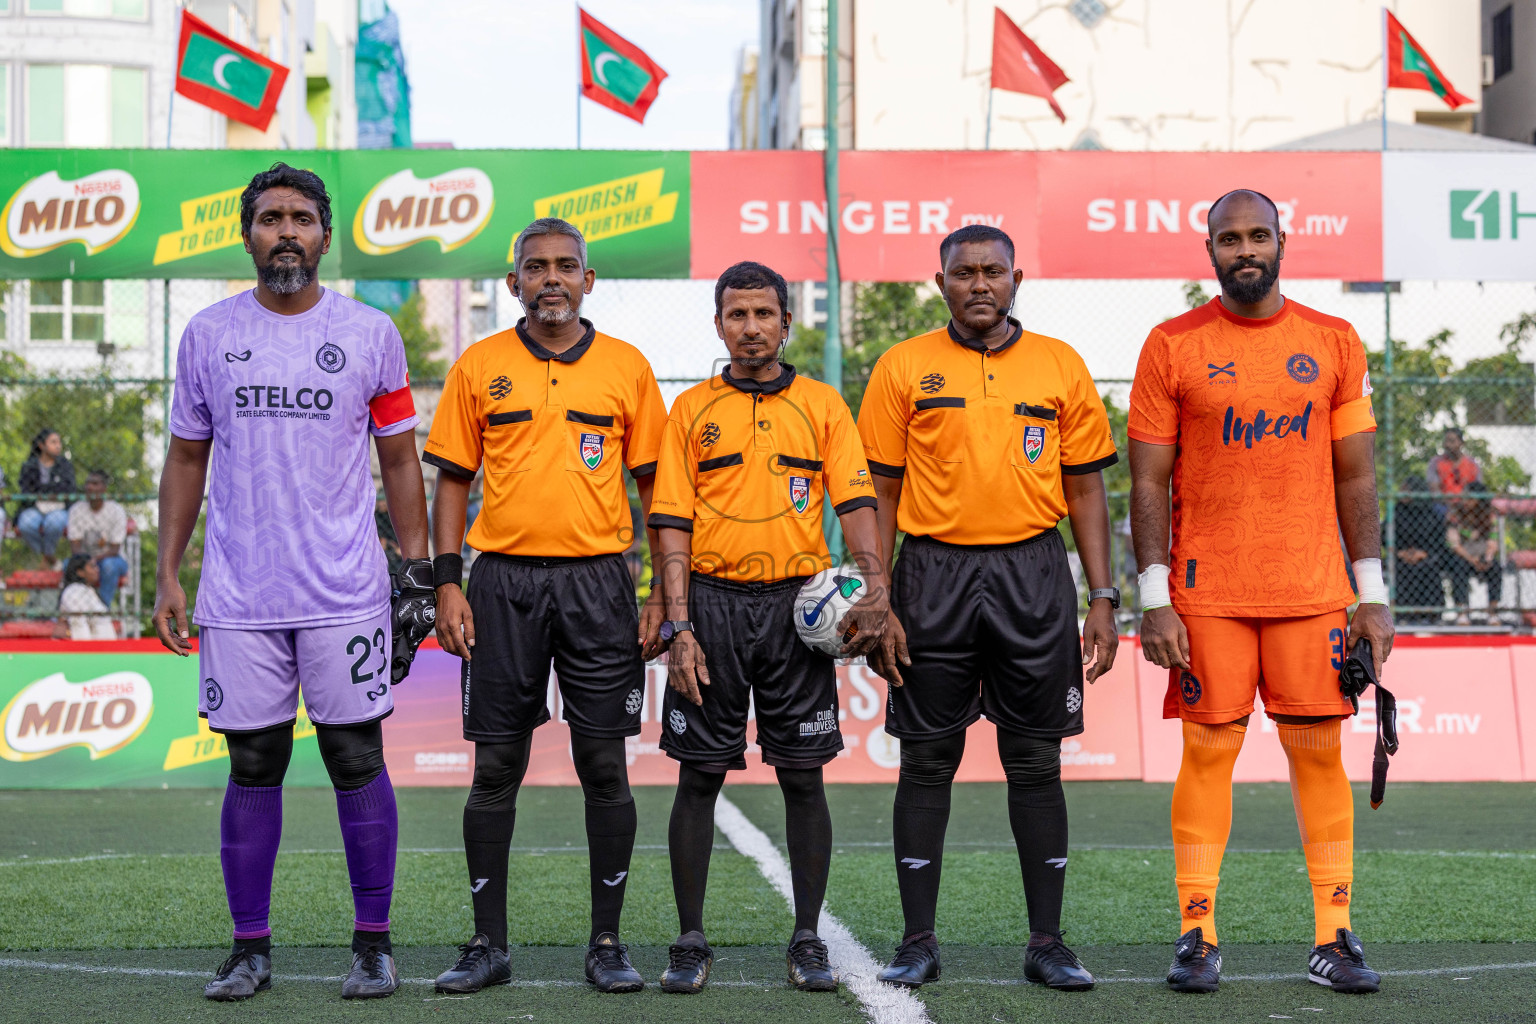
[{"xmin": 713, "ymin": 794, "xmax": 931, "ymax": 1024}]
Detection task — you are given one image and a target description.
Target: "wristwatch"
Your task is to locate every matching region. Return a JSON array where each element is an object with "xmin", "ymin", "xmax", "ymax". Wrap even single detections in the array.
[
  {"xmin": 1088, "ymin": 587, "xmax": 1121, "ymax": 609},
  {"xmin": 658, "ymin": 620, "xmax": 694, "ymax": 642}
]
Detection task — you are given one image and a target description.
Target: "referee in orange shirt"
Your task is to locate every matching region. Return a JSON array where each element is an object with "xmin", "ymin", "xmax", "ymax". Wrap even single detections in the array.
[
  {"xmin": 859, "ymin": 225, "xmax": 1119, "ymax": 991},
  {"xmin": 423, "ymin": 218, "xmax": 668, "ymax": 995}
]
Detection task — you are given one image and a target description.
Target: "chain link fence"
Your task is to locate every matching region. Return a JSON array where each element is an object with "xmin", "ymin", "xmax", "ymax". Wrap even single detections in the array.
[{"xmin": 3, "ymin": 276, "xmax": 1534, "ymax": 639}]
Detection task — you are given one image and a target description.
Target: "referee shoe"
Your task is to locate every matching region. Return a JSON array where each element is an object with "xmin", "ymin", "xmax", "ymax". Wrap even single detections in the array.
[
  {"xmin": 660, "ymin": 931, "xmax": 714, "ymax": 994},
  {"xmin": 435, "ymin": 933, "xmax": 511, "ymax": 993},
  {"xmin": 585, "ymin": 932, "xmax": 644, "ymax": 993},
  {"xmin": 786, "ymin": 930, "xmax": 838, "ymax": 991},
  {"xmin": 1166, "ymin": 926, "xmax": 1222, "ymax": 993},
  {"xmin": 1023, "ymin": 936, "xmax": 1095, "ymax": 991},
  {"xmin": 1308, "ymin": 928, "xmax": 1381, "ymax": 994},
  {"xmin": 877, "ymin": 931, "xmax": 941, "ymax": 988}
]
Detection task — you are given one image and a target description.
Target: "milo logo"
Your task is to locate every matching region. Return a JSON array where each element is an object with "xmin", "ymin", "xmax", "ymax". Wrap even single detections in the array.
[
  {"xmin": 353, "ymin": 167, "xmax": 495, "ymax": 256},
  {"xmin": 1, "ymin": 672, "xmax": 153, "ymax": 761},
  {"xmin": 1, "ymin": 169, "xmax": 140, "ymax": 258}
]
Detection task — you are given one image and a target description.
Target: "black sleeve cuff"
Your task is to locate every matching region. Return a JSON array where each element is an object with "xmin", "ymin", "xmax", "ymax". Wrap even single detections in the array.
[
  {"xmin": 1061, "ymin": 452, "xmax": 1119, "ymax": 476},
  {"xmin": 628, "ymin": 461, "xmax": 658, "ymax": 478},
  {"xmin": 422, "ymin": 452, "xmax": 477, "ymax": 480},
  {"xmin": 647, "ymin": 513, "xmax": 694, "ymax": 533},
  {"xmin": 867, "ymin": 460, "xmax": 906, "ymax": 479},
  {"xmin": 833, "ymin": 496, "xmax": 878, "ymax": 516}
]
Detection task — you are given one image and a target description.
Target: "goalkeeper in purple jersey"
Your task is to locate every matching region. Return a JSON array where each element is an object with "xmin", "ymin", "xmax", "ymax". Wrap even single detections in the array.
[{"xmin": 153, "ymin": 163, "xmax": 435, "ymax": 1002}]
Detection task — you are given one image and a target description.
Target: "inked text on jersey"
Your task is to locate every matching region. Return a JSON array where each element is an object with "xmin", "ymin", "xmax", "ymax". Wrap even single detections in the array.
[
  {"xmin": 1222, "ymin": 400, "xmax": 1311, "ymax": 449},
  {"xmin": 234, "ymin": 384, "xmax": 335, "ymax": 421}
]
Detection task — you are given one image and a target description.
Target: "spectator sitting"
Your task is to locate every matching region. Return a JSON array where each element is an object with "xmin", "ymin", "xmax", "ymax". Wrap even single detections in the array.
[
  {"xmin": 1426, "ymin": 427, "xmax": 1483, "ymax": 501},
  {"xmin": 52, "ymin": 553, "xmax": 117, "ymax": 640},
  {"xmin": 1393, "ymin": 498, "xmax": 1446, "ymax": 624},
  {"xmin": 16, "ymin": 428, "xmax": 76, "ymax": 569},
  {"xmin": 1445, "ymin": 481, "xmax": 1502, "ymax": 626},
  {"xmin": 68, "ymin": 469, "xmax": 129, "ymax": 608}
]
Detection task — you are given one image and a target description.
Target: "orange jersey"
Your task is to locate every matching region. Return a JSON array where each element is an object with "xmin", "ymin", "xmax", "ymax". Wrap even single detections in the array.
[{"xmin": 1128, "ymin": 298, "xmax": 1376, "ymax": 617}]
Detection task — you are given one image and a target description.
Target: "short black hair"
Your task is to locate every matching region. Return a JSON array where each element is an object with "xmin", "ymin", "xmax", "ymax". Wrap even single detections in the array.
[
  {"xmin": 939, "ymin": 225, "xmax": 1015, "ymax": 268},
  {"xmin": 1444, "ymin": 426, "xmax": 1464, "ymax": 440},
  {"xmin": 241, "ymin": 162, "xmax": 332, "ymax": 236},
  {"xmin": 714, "ymin": 261, "xmax": 789, "ymax": 318},
  {"xmin": 87, "ymin": 468, "xmax": 109, "ymax": 483},
  {"xmin": 1207, "ymin": 189, "xmax": 1280, "ymax": 237}
]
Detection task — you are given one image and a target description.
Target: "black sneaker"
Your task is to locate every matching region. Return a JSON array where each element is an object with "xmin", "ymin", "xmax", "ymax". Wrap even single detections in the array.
[
  {"xmin": 660, "ymin": 932, "xmax": 714, "ymax": 994},
  {"xmin": 341, "ymin": 946, "xmax": 399, "ymax": 999},
  {"xmin": 434, "ymin": 933, "xmax": 512, "ymax": 994},
  {"xmin": 1023, "ymin": 936, "xmax": 1095, "ymax": 991},
  {"xmin": 204, "ymin": 948, "xmax": 271, "ymax": 1001},
  {"xmin": 786, "ymin": 931, "xmax": 838, "ymax": 992},
  {"xmin": 1167, "ymin": 926, "xmax": 1222, "ymax": 993},
  {"xmin": 878, "ymin": 931, "xmax": 940, "ymax": 988},
  {"xmin": 1309, "ymin": 928, "xmax": 1381, "ymax": 994},
  {"xmin": 585, "ymin": 932, "xmax": 644, "ymax": 993}
]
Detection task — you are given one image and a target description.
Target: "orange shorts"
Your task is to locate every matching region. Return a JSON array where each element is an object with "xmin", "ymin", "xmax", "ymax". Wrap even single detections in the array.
[{"xmin": 1162, "ymin": 610, "xmax": 1354, "ymax": 723}]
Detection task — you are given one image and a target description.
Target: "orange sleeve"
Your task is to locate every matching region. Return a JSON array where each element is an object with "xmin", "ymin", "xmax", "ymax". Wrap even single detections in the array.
[
  {"xmin": 1128, "ymin": 328, "xmax": 1179, "ymax": 445},
  {"xmin": 422, "ymin": 358, "xmax": 483, "ymax": 480},
  {"xmin": 625, "ymin": 358, "xmax": 668, "ymax": 476},
  {"xmin": 823, "ymin": 392, "xmax": 877, "ymax": 514},
  {"xmin": 1330, "ymin": 327, "xmax": 1377, "ymax": 440},
  {"xmin": 645, "ymin": 397, "xmax": 697, "ymax": 533},
  {"xmin": 1060, "ymin": 347, "xmax": 1119, "ymax": 473},
  {"xmin": 857, "ymin": 354, "xmax": 910, "ymax": 477}
]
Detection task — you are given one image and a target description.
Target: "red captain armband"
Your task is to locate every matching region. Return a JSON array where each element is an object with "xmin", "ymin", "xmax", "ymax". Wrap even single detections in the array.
[{"xmin": 370, "ymin": 385, "xmax": 416, "ymax": 429}]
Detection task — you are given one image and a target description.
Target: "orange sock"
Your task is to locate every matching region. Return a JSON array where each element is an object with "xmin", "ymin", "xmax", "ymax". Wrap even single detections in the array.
[
  {"xmin": 1170, "ymin": 720, "xmax": 1246, "ymax": 945},
  {"xmin": 1277, "ymin": 719, "xmax": 1354, "ymax": 945}
]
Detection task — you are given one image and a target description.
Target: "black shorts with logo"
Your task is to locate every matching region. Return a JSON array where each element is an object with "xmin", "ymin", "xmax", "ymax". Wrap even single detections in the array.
[
  {"xmin": 660, "ymin": 572, "xmax": 843, "ymax": 771},
  {"xmin": 887, "ymin": 529, "xmax": 1085, "ymax": 741},
  {"xmin": 461, "ymin": 552, "xmax": 643, "ymax": 742}
]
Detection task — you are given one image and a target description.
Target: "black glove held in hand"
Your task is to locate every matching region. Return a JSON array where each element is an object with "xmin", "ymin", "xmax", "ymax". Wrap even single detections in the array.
[{"xmin": 390, "ymin": 558, "xmax": 436, "ymax": 684}]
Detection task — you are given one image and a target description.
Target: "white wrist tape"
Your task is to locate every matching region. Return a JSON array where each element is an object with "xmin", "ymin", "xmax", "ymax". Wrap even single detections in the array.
[
  {"xmin": 1138, "ymin": 563, "xmax": 1172, "ymax": 610},
  {"xmin": 1353, "ymin": 557, "xmax": 1388, "ymax": 605}
]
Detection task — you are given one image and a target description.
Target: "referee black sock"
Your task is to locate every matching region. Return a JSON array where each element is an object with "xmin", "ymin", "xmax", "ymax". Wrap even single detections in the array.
[
  {"xmin": 462, "ymin": 739, "xmax": 530, "ymax": 952},
  {"xmin": 999, "ymin": 729, "xmax": 1068, "ymax": 939},
  {"xmin": 777, "ymin": 767, "xmax": 832, "ymax": 936},
  {"xmin": 669, "ymin": 765, "xmax": 726, "ymax": 937},
  {"xmin": 891, "ymin": 732, "xmax": 965, "ymax": 938},
  {"xmin": 572, "ymin": 733, "xmax": 636, "ymax": 943}
]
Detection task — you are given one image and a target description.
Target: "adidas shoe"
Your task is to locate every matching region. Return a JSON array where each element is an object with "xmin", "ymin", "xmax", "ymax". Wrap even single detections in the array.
[
  {"xmin": 1166, "ymin": 926, "xmax": 1222, "ymax": 993},
  {"xmin": 585, "ymin": 932, "xmax": 644, "ymax": 993},
  {"xmin": 435, "ymin": 933, "xmax": 512, "ymax": 993},
  {"xmin": 341, "ymin": 946, "xmax": 398, "ymax": 999},
  {"xmin": 660, "ymin": 932, "xmax": 714, "ymax": 994},
  {"xmin": 1308, "ymin": 928, "xmax": 1380, "ymax": 994},
  {"xmin": 203, "ymin": 947, "xmax": 271, "ymax": 1001},
  {"xmin": 877, "ymin": 931, "xmax": 941, "ymax": 988},
  {"xmin": 786, "ymin": 931, "xmax": 838, "ymax": 992},
  {"xmin": 1023, "ymin": 936, "xmax": 1095, "ymax": 991}
]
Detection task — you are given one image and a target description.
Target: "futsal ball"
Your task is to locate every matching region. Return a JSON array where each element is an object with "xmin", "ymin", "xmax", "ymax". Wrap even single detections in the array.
[{"xmin": 794, "ymin": 566, "xmax": 868, "ymax": 656}]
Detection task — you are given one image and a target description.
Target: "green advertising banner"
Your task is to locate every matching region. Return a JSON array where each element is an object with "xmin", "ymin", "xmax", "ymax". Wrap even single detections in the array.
[
  {"xmin": 0, "ymin": 149, "xmax": 690, "ymax": 280},
  {"xmin": 0, "ymin": 650, "xmax": 331, "ymax": 788}
]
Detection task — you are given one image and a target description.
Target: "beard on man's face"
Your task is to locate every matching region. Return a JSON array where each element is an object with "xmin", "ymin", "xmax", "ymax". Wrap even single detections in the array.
[
  {"xmin": 523, "ymin": 286, "xmax": 579, "ymax": 326},
  {"xmin": 256, "ymin": 242, "xmax": 320, "ymax": 296},
  {"xmin": 1216, "ymin": 256, "xmax": 1280, "ymax": 305}
]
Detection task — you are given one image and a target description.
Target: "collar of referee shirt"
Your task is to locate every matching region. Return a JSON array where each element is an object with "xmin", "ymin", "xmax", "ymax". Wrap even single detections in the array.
[
  {"xmin": 946, "ymin": 315, "xmax": 1024, "ymax": 354},
  {"xmin": 721, "ymin": 361, "xmax": 797, "ymax": 395},
  {"xmin": 515, "ymin": 317, "xmax": 597, "ymax": 362}
]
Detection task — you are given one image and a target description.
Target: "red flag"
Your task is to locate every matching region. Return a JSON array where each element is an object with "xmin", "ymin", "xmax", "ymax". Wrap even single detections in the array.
[
  {"xmin": 174, "ymin": 10, "xmax": 289, "ymax": 131},
  {"xmin": 579, "ymin": 8, "xmax": 668, "ymax": 125},
  {"xmin": 990, "ymin": 7, "xmax": 1069, "ymax": 123},
  {"xmin": 1385, "ymin": 10, "xmax": 1472, "ymax": 110}
]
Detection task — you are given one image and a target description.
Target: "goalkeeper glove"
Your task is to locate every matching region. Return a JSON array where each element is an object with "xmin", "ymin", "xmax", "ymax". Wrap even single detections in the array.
[{"xmin": 390, "ymin": 558, "xmax": 436, "ymax": 684}]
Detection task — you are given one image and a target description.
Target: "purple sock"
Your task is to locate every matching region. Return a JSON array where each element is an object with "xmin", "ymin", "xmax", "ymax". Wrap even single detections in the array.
[
  {"xmin": 220, "ymin": 782, "xmax": 284, "ymax": 941},
  {"xmin": 335, "ymin": 769, "xmax": 398, "ymax": 932}
]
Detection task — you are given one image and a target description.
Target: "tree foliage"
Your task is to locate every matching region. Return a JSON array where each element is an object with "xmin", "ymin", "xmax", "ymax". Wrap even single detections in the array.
[{"xmin": 386, "ymin": 291, "xmax": 448, "ymax": 382}]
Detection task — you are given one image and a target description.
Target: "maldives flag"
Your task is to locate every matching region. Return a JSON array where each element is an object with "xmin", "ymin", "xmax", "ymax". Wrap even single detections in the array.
[
  {"xmin": 1386, "ymin": 10, "xmax": 1471, "ymax": 110},
  {"xmin": 579, "ymin": 8, "xmax": 668, "ymax": 124},
  {"xmin": 990, "ymin": 7, "xmax": 1069, "ymax": 123},
  {"xmin": 175, "ymin": 10, "xmax": 289, "ymax": 131}
]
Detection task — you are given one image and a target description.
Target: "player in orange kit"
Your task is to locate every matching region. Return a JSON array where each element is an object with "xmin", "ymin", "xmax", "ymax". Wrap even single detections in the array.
[{"xmin": 1128, "ymin": 189, "xmax": 1394, "ymax": 995}]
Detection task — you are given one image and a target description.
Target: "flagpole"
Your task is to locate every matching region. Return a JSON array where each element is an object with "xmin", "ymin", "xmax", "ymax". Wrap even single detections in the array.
[
  {"xmin": 575, "ymin": 3, "xmax": 583, "ymax": 150},
  {"xmin": 1380, "ymin": 5, "xmax": 1388, "ymax": 152},
  {"xmin": 984, "ymin": 86, "xmax": 993, "ymax": 150},
  {"xmin": 167, "ymin": 3, "xmax": 181, "ymax": 148}
]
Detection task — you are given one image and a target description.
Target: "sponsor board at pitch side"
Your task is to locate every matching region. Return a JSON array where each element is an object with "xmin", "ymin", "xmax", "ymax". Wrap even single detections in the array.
[{"xmin": 1383, "ymin": 152, "xmax": 1536, "ymax": 281}]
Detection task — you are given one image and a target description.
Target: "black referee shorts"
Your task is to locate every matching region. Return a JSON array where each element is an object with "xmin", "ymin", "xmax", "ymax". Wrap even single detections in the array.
[
  {"xmin": 888, "ymin": 529, "xmax": 1085, "ymax": 742},
  {"xmin": 461, "ymin": 552, "xmax": 643, "ymax": 743},
  {"xmin": 660, "ymin": 572, "xmax": 843, "ymax": 771}
]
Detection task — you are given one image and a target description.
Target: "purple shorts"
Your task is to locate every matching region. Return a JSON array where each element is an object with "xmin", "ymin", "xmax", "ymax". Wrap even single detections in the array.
[{"xmin": 198, "ymin": 605, "xmax": 395, "ymax": 733}]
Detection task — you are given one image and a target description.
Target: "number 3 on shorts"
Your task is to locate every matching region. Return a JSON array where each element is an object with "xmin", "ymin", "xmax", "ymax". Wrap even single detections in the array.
[{"xmin": 1328, "ymin": 627, "xmax": 1346, "ymax": 671}]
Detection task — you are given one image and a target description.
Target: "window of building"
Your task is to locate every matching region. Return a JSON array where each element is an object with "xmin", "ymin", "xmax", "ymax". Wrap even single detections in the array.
[
  {"xmin": 27, "ymin": 280, "xmax": 106, "ymax": 343},
  {"xmin": 1493, "ymin": 6, "xmax": 1514, "ymax": 80},
  {"xmin": 26, "ymin": 64, "xmax": 64, "ymax": 145},
  {"xmin": 26, "ymin": 0, "xmax": 146, "ymax": 18},
  {"xmin": 25, "ymin": 63, "xmax": 144, "ymax": 145},
  {"xmin": 0, "ymin": 65, "xmax": 9, "ymax": 146}
]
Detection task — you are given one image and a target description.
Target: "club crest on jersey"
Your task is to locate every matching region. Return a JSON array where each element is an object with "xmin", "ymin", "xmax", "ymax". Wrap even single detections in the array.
[
  {"xmin": 789, "ymin": 475, "xmax": 811, "ymax": 513},
  {"xmin": 700, "ymin": 422, "xmax": 720, "ymax": 447},
  {"xmin": 1287, "ymin": 352, "xmax": 1320, "ymax": 383},
  {"xmin": 580, "ymin": 432, "xmax": 604, "ymax": 470},
  {"xmin": 1180, "ymin": 670, "xmax": 1202, "ymax": 705},
  {"xmin": 919, "ymin": 373, "xmax": 946, "ymax": 394},
  {"xmin": 315, "ymin": 342, "xmax": 346, "ymax": 373},
  {"xmin": 488, "ymin": 375, "xmax": 512, "ymax": 400},
  {"xmin": 1023, "ymin": 425, "xmax": 1046, "ymax": 464},
  {"xmin": 204, "ymin": 678, "xmax": 223, "ymax": 711}
]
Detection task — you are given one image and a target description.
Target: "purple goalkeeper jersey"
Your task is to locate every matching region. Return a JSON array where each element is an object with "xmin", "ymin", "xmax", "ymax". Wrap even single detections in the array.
[{"xmin": 170, "ymin": 288, "xmax": 418, "ymax": 629}]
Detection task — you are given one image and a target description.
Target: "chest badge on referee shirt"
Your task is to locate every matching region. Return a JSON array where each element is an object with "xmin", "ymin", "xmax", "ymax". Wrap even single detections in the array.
[
  {"xmin": 580, "ymin": 432, "xmax": 605, "ymax": 470},
  {"xmin": 789, "ymin": 475, "xmax": 811, "ymax": 513},
  {"xmin": 1023, "ymin": 425, "xmax": 1046, "ymax": 464}
]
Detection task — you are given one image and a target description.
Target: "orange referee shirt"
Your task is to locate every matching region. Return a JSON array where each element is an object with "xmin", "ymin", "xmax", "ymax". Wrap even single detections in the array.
[
  {"xmin": 858, "ymin": 319, "xmax": 1118, "ymax": 546},
  {"xmin": 647, "ymin": 364, "xmax": 876, "ymax": 582},
  {"xmin": 1128, "ymin": 298, "xmax": 1376, "ymax": 617},
  {"xmin": 424, "ymin": 318, "xmax": 667, "ymax": 558}
]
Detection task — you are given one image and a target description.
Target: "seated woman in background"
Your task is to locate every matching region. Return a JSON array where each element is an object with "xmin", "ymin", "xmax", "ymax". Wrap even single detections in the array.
[
  {"xmin": 53, "ymin": 554, "xmax": 117, "ymax": 640},
  {"xmin": 16, "ymin": 428, "xmax": 76, "ymax": 569},
  {"xmin": 1445, "ymin": 482, "xmax": 1503, "ymax": 626}
]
